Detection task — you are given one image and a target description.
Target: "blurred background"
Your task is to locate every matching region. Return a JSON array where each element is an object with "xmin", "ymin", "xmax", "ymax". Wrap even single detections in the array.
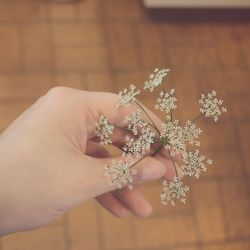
[{"xmin": 0, "ymin": 0, "xmax": 250, "ymax": 249}]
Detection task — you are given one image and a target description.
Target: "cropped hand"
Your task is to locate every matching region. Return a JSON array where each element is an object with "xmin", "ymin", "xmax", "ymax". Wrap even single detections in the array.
[{"xmin": 0, "ymin": 87, "xmax": 180, "ymax": 236}]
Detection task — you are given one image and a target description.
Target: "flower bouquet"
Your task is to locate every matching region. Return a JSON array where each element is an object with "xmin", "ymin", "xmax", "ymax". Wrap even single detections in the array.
[{"xmin": 96, "ymin": 69, "xmax": 227, "ymax": 206}]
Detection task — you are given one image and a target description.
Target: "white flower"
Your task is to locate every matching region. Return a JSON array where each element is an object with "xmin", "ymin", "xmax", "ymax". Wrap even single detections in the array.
[
  {"xmin": 104, "ymin": 159, "xmax": 137, "ymax": 190},
  {"xmin": 123, "ymin": 127, "xmax": 155, "ymax": 159},
  {"xmin": 96, "ymin": 115, "xmax": 114, "ymax": 145},
  {"xmin": 160, "ymin": 121, "xmax": 185, "ymax": 156},
  {"xmin": 199, "ymin": 90, "xmax": 227, "ymax": 122},
  {"xmin": 124, "ymin": 109, "xmax": 147, "ymax": 135},
  {"xmin": 160, "ymin": 178, "xmax": 189, "ymax": 206},
  {"xmin": 144, "ymin": 68, "xmax": 170, "ymax": 92},
  {"xmin": 183, "ymin": 120, "xmax": 202, "ymax": 146},
  {"xmin": 182, "ymin": 150, "xmax": 212, "ymax": 178},
  {"xmin": 155, "ymin": 89, "xmax": 177, "ymax": 115},
  {"xmin": 118, "ymin": 84, "xmax": 140, "ymax": 107}
]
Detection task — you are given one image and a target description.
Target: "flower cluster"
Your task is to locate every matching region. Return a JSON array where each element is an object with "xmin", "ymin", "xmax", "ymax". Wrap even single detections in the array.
[
  {"xmin": 96, "ymin": 68, "xmax": 227, "ymax": 206},
  {"xmin": 182, "ymin": 150, "xmax": 212, "ymax": 178},
  {"xmin": 123, "ymin": 127, "xmax": 155, "ymax": 159},
  {"xmin": 95, "ymin": 115, "xmax": 114, "ymax": 145},
  {"xmin": 199, "ymin": 90, "xmax": 227, "ymax": 122},
  {"xmin": 160, "ymin": 178, "xmax": 189, "ymax": 206},
  {"xmin": 124, "ymin": 110, "xmax": 147, "ymax": 135},
  {"xmin": 104, "ymin": 159, "xmax": 137, "ymax": 190},
  {"xmin": 144, "ymin": 68, "xmax": 170, "ymax": 92},
  {"xmin": 183, "ymin": 120, "xmax": 202, "ymax": 147},
  {"xmin": 118, "ymin": 84, "xmax": 140, "ymax": 107},
  {"xmin": 155, "ymin": 89, "xmax": 177, "ymax": 116},
  {"xmin": 160, "ymin": 121, "xmax": 186, "ymax": 156}
]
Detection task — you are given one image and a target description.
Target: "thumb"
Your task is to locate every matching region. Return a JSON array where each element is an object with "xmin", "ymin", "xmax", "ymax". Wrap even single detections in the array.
[{"xmin": 82, "ymin": 155, "xmax": 167, "ymax": 198}]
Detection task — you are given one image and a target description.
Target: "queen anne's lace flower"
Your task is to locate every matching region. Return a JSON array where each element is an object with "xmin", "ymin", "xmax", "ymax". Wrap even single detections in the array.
[
  {"xmin": 95, "ymin": 115, "xmax": 114, "ymax": 145},
  {"xmin": 155, "ymin": 89, "xmax": 177, "ymax": 116},
  {"xmin": 160, "ymin": 178, "xmax": 189, "ymax": 206},
  {"xmin": 144, "ymin": 68, "xmax": 170, "ymax": 92},
  {"xmin": 96, "ymin": 69, "xmax": 227, "ymax": 206},
  {"xmin": 199, "ymin": 90, "xmax": 227, "ymax": 122},
  {"xmin": 104, "ymin": 159, "xmax": 137, "ymax": 190},
  {"xmin": 182, "ymin": 150, "xmax": 212, "ymax": 178},
  {"xmin": 160, "ymin": 121, "xmax": 185, "ymax": 156},
  {"xmin": 118, "ymin": 84, "xmax": 140, "ymax": 107},
  {"xmin": 124, "ymin": 110, "xmax": 147, "ymax": 135},
  {"xmin": 123, "ymin": 127, "xmax": 155, "ymax": 159},
  {"xmin": 183, "ymin": 120, "xmax": 202, "ymax": 146}
]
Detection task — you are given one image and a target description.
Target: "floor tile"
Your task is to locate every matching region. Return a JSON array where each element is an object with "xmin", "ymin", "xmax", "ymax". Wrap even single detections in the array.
[
  {"xmin": 55, "ymin": 45, "xmax": 108, "ymax": 70},
  {"xmin": 107, "ymin": 23, "xmax": 138, "ymax": 70},
  {"xmin": 192, "ymin": 180, "xmax": 226, "ymax": 241},
  {"xmin": 0, "ymin": 74, "xmax": 52, "ymax": 99},
  {"xmin": 53, "ymin": 23, "xmax": 104, "ymax": 46},
  {"xmin": 23, "ymin": 24, "xmax": 50, "ymax": 70},
  {"xmin": 1, "ymin": 226, "xmax": 66, "ymax": 250},
  {"xmin": 67, "ymin": 200, "xmax": 100, "ymax": 250},
  {"xmin": 237, "ymin": 122, "xmax": 250, "ymax": 174},
  {"xmin": 220, "ymin": 179, "xmax": 250, "ymax": 238},
  {"xmin": 0, "ymin": 26, "xmax": 20, "ymax": 71},
  {"xmin": 134, "ymin": 215, "xmax": 197, "ymax": 248}
]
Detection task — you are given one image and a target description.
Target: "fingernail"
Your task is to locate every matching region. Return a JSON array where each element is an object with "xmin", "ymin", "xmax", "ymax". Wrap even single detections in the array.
[{"xmin": 140, "ymin": 163, "xmax": 166, "ymax": 182}]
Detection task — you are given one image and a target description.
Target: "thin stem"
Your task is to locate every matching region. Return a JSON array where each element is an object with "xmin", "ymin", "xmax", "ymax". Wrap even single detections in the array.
[
  {"xmin": 192, "ymin": 113, "xmax": 203, "ymax": 123},
  {"xmin": 152, "ymin": 144, "xmax": 164, "ymax": 157},
  {"xmin": 167, "ymin": 149, "xmax": 179, "ymax": 179},
  {"xmin": 112, "ymin": 144, "xmax": 164, "ymax": 183},
  {"xmin": 160, "ymin": 86, "xmax": 166, "ymax": 92},
  {"xmin": 170, "ymin": 109, "xmax": 173, "ymax": 122},
  {"xmin": 135, "ymin": 100, "xmax": 160, "ymax": 135},
  {"xmin": 129, "ymin": 155, "xmax": 146, "ymax": 169},
  {"xmin": 129, "ymin": 144, "xmax": 163, "ymax": 169},
  {"xmin": 148, "ymin": 123, "xmax": 160, "ymax": 134}
]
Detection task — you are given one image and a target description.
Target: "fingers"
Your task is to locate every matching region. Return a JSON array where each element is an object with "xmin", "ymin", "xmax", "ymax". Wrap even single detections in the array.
[
  {"xmin": 86, "ymin": 141, "xmax": 133, "ymax": 216},
  {"xmin": 85, "ymin": 140, "xmax": 111, "ymax": 158},
  {"xmin": 82, "ymin": 92, "xmax": 164, "ymax": 139},
  {"xmin": 114, "ymin": 187, "xmax": 152, "ymax": 218},
  {"xmin": 81, "ymin": 154, "xmax": 166, "ymax": 199},
  {"xmin": 96, "ymin": 193, "xmax": 130, "ymax": 217}
]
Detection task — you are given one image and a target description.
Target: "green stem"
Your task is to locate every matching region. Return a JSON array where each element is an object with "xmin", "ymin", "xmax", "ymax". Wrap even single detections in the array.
[
  {"xmin": 170, "ymin": 109, "xmax": 173, "ymax": 122},
  {"xmin": 112, "ymin": 144, "xmax": 163, "ymax": 183},
  {"xmin": 129, "ymin": 144, "xmax": 163, "ymax": 169},
  {"xmin": 152, "ymin": 144, "xmax": 164, "ymax": 157},
  {"xmin": 192, "ymin": 113, "xmax": 203, "ymax": 123},
  {"xmin": 135, "ymin": 100, "xmax": 160, "ymax": 135},
  {"xmin": 167, "ymin": 149, "xmax": 179, "ymax": 179}
]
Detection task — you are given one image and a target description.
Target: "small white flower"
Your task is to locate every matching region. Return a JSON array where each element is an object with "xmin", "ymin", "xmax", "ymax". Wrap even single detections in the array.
[
  {"xmin": 123, "ymin": 126, "xmax": 155, "ymax": 159},
  {"xmin": 104, "ymin": 159, "xmax": 137, "ymax": 190},
  {"xmin": 144, "ymin": 68, "xmax": 170, "ymax": 92},
  {"xmin": 160, "ymin": 121, "xmax": 185, "ymax": 156},
  {"xmin": 124, "ymin": 109, "xmax": 147, "ymax": 135},
  {"xmin": 155, "ymin": 89, "xmax": 177, "ymax": 114},
  {"xmin": 183, "ymin": 120, "xmax": 202, "ymax": 146},
  {"xmin": 160, "ymin": 177, "xmax": 189, "ymax": 206},
  {"xmin": 199, "ymin": 90, "xmax": 227, "ymax": 122},
  {"xmin": 118, "ymin": 84, "xmax": 140, "ymax": 107},
  {"xmin": 96, "ymin": 115, "xmax": 114, "ymax": 145},
  {"xmin": 182, "ymin": 150, "xmax": 212, "ymax": 178}
]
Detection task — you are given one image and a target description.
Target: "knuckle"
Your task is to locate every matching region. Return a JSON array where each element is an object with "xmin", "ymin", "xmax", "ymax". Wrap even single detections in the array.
[{"xmin": 46, "ymin": 86, "xmax": 71, "ymax": 98}]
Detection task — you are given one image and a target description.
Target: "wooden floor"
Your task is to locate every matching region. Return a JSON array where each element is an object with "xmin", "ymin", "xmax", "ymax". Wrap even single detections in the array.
[{"xmin": 0, "ymin": 0, "xmax": 250, "ymax": 249}]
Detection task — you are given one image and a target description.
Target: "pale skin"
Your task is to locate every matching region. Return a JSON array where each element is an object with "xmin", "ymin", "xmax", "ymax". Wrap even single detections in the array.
[{"xmin": 0, "ymin": 87, "xmax": 182, "ymax": 236}]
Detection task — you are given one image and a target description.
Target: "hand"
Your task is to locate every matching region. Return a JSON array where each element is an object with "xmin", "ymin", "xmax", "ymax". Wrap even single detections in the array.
[{"xmin": 0, "ymin": 87, "xmax": 180, "ymax": 236}]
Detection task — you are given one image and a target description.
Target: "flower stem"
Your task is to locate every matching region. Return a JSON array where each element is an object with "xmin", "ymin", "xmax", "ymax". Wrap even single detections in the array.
[
  {"xmin": 152, "ymin": 144, "xmax": 164, "ymax": 156},
  {"xmin": 135, "ymin": 100, "xmax": 160, "ymax": 135},
  {"xmin": 192, "ymin": 113, "xmax": 203, "ymax": 122},
  {"xmin": 167, "ymin": 149, "xmax": 179, "ymax": 179}
]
